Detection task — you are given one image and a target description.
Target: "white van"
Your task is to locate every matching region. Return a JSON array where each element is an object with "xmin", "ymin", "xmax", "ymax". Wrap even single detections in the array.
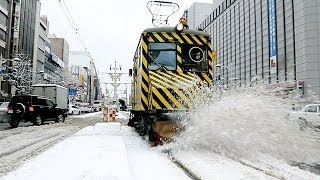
[{"xmin": 93, "ymin": 100, "xmax": 102, "ymax": 111}]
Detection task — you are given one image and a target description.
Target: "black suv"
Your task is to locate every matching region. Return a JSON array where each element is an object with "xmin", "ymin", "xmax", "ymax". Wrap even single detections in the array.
[{"xmin": 7, "ymin": 95, "xmax": 67, "ymax": 128}]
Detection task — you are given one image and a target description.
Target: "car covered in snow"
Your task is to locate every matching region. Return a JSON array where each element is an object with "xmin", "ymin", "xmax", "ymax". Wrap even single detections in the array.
[
  {"xmin": 290, "ymin": 104, "xmax": 320, "ymax": 128},
  {"xmin": 68, "ymin": 105, "xmax": 81, "ymax": 115}
]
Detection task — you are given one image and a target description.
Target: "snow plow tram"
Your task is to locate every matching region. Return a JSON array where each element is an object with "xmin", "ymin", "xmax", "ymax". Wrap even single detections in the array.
[{"xmin": 128, "ymin": 20, "xmax": 216, "ymax": 144}]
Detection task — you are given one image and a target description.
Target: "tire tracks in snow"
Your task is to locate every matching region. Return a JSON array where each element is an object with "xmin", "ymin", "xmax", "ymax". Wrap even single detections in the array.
[{"xmin": 0, "ymin": 130, "xmax": 74, "ymax": 177}]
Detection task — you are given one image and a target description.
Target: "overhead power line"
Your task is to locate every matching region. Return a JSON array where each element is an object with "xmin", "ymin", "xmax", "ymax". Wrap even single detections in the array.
[{"xmin": 58, "ymin": 0, "xmax": 95, "ymax": 64}]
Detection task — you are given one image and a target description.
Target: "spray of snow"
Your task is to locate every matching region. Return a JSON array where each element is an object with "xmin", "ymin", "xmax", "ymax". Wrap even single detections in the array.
[{"xmin": 165, "ymin": 81, "xmax": 320, "ymax": 165}]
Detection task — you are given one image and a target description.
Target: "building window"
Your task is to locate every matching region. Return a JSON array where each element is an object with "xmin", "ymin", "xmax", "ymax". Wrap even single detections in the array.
[
  {"xmin": 0, "ymin": 0, "xmax": 8, "ymax": 10},
  {"xmin": 0, "ymin": 11, "xmax": 6, "ymax": 27},
  {"xmin": 0, "ymin": 28, "xmax": 5, "ymax": 41}
]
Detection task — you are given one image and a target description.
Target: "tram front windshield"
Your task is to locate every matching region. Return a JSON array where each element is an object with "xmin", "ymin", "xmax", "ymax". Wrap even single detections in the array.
[{"xmin": 148, "ymin": 43, "xmax": 176, "ymax": 70}]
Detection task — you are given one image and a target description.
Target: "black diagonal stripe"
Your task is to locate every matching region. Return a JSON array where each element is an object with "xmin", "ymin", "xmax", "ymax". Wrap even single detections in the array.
[
  {"xmin": 156, "ymin": 88, "xmax": 173, "ymax": 108},
  {"xmin": 174, "ymin": 33, "xmax": 189, "ymax": 44},
  {"xmin": 142, "ymin": 60, "xmax": 149, "ymax": 73},
  {"xmin": 148, "ymin": 33, "xmax": 160, "ymax": 43},
  {"xmin": 156, "ymin": 32, "xmax": 167, "ymax": 42},
  {"xmin": 142, "ymin": 41, "xmax": 148, "ymax": 54},
  {"xmin": 207, "ymin": 52, "xmax": 212, "ymax": 61},
  {"xmin": 142, "ymin": 75, "xmax": 148, "ymax": 88},
  {"xmin": 176, "ymin": 45, "xmax": 183, "ymax": 70},
  {"xmin": 196, "ymin": 72, "xmax": 212, "ymax": 84},
  {"xmin": 185, "ymin": 34, "xmax": 198, "ymax": 44},
  {"xmin": 152, "ymin": 91, "xmax": 166, "ymax": 109},
  {"xmin": 177, "ymin": 49, "xmax": 182, "ymax": 57},
  {"xmin": 196, "ymin": 72, "xmax": 206, "ymax": 82},
  {"xmin": 196, "ymin": 35, "xmax": 208, "ymax": 46},
  {"xmin": 177, "ymin": 56, "xmax": 183, "ymax": 70},
  {"xmin": 142, "ymin": 51, "xmax": 149, "ymax": 68}
]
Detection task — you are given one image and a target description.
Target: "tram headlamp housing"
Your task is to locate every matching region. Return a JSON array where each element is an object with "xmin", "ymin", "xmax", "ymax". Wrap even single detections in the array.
[{"xmin": 176, "ymin": 23, "xmax": 184, "ymax": 31}]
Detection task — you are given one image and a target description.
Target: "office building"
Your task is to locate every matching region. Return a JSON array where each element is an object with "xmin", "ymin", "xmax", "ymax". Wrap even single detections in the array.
[
  {"xmin": 185, "ymin": 2, "xmax": 213, "ymax": 30},
  {"xmin": 197, "ymin": 0, "xmax": 320, "ymax": 101}
]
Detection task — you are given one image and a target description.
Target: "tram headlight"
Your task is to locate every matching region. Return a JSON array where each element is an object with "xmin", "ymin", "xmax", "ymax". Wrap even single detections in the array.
[{"xmin": 176, "ymin": 23, "xmax": 184, "ymax": 31}]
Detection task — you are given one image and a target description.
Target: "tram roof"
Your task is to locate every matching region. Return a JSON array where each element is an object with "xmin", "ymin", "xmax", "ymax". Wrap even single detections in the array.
[{"xmin": 143, "ymin": 27, "xmax": 210, "ymax": 37}]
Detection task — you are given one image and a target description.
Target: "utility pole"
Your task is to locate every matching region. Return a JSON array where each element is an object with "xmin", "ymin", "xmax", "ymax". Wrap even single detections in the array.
[
  {"xmin": 102, "ymin": 61, "xmax": 130, "ymax": 103},
  {"xmin": 107, "ymin": 61, "xmax": 123, "ymax": 101}
]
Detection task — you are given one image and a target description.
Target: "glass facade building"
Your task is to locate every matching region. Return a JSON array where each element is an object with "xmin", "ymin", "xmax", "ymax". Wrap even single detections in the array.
[
  {"xmin": 17, "ymin": 0, "xmax": 37, "ymax": 59},
  {"xmin": 198, "ymin": 0, "xmax": 320, "ymax": 100}
]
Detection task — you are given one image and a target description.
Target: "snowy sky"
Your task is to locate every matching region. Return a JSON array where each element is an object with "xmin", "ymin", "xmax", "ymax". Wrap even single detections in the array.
[{"xmin": 40, "ymin": 0, "xmax": 213, "ymax": 97}]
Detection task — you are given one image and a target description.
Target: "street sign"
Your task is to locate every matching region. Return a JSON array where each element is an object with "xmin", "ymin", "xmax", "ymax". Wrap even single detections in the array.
[{"xmin": 68, "ymin": 88, "xmax": 77, "ymax": 95}]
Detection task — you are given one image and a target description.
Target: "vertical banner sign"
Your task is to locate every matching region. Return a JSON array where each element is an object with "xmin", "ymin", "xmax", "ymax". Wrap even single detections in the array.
[
  {"xmin": 268, "ymin": 0, "xmax": 277, "ymax": 74},
  {"xmin": 13, "ymin": 0, "xmax": 21, "ymax": 55}
]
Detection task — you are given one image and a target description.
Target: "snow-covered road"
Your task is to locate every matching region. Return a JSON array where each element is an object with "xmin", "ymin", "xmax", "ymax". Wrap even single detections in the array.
[
  {"xmin": 0, "ymin": 112, "xmax": 104, "ymax": 177},
  {"xmin": 1, "ymin": 111, "xmax": 320, "ymax": 179}
]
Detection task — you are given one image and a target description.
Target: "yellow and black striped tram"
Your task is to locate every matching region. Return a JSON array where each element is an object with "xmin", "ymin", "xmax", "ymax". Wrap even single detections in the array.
[{"xmin": 128, "ymin": 24, "xmax": 215, "ymax": 143}]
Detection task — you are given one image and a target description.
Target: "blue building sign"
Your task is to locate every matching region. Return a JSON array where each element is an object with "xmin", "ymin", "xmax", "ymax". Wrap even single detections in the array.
[
  {"xmin": 68, "ymin": 88, "xmax": 77, "ymax": 96},
  {"xmin": 268, "ymin": 0, "xmax": 277, "ymax": 74}
]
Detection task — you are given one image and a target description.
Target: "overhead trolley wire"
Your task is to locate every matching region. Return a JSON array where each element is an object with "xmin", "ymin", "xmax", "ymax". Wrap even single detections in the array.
[{"xmin": 58, "ymin": 0, "xmax": 96, "ymax": 66}]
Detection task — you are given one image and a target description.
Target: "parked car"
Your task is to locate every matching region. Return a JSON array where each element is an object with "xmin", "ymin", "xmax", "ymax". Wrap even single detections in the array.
[
  {"xmin": 0, "ymin": 102, "xmax": 9, "ymax": 123},
  {"xmin": 92, "ymin": 100, "xmax": 102, "ymax": 112},
  {"xmin": 290, "ymin": 104, "xmax": 320, "ymax": 128},
  {"xmin": 79, "ymin": 103, "xmax": 94, "ymax": 113},
  {"xmin": 68, "ymin": 105, "xmax": 81, "ymax": 115},
  {"xmin": 126, "ymin": 105, "xmax": 132, "ymax": 111},
  {"xmin": 7, "ymin": 95, "xmax": 68, "ymax": 128}
]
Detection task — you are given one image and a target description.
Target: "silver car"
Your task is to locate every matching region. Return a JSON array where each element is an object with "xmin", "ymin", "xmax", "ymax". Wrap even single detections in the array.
[
  {"xmin": 290, "ymin": 104, "xmax": 320, "ymax": 128},
  {"xmin": 0, "ymin": 102, "xmax": 9, "ymax": 123}
]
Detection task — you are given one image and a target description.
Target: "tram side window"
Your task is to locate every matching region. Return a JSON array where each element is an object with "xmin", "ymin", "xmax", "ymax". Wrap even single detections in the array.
[
  {"xmin": 148, "ymin": 43, "xmax": 176, "ymax": 70},
  {"xmin": 181, "ymin": 44, "xmax": 208, "ymax": 72}
]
